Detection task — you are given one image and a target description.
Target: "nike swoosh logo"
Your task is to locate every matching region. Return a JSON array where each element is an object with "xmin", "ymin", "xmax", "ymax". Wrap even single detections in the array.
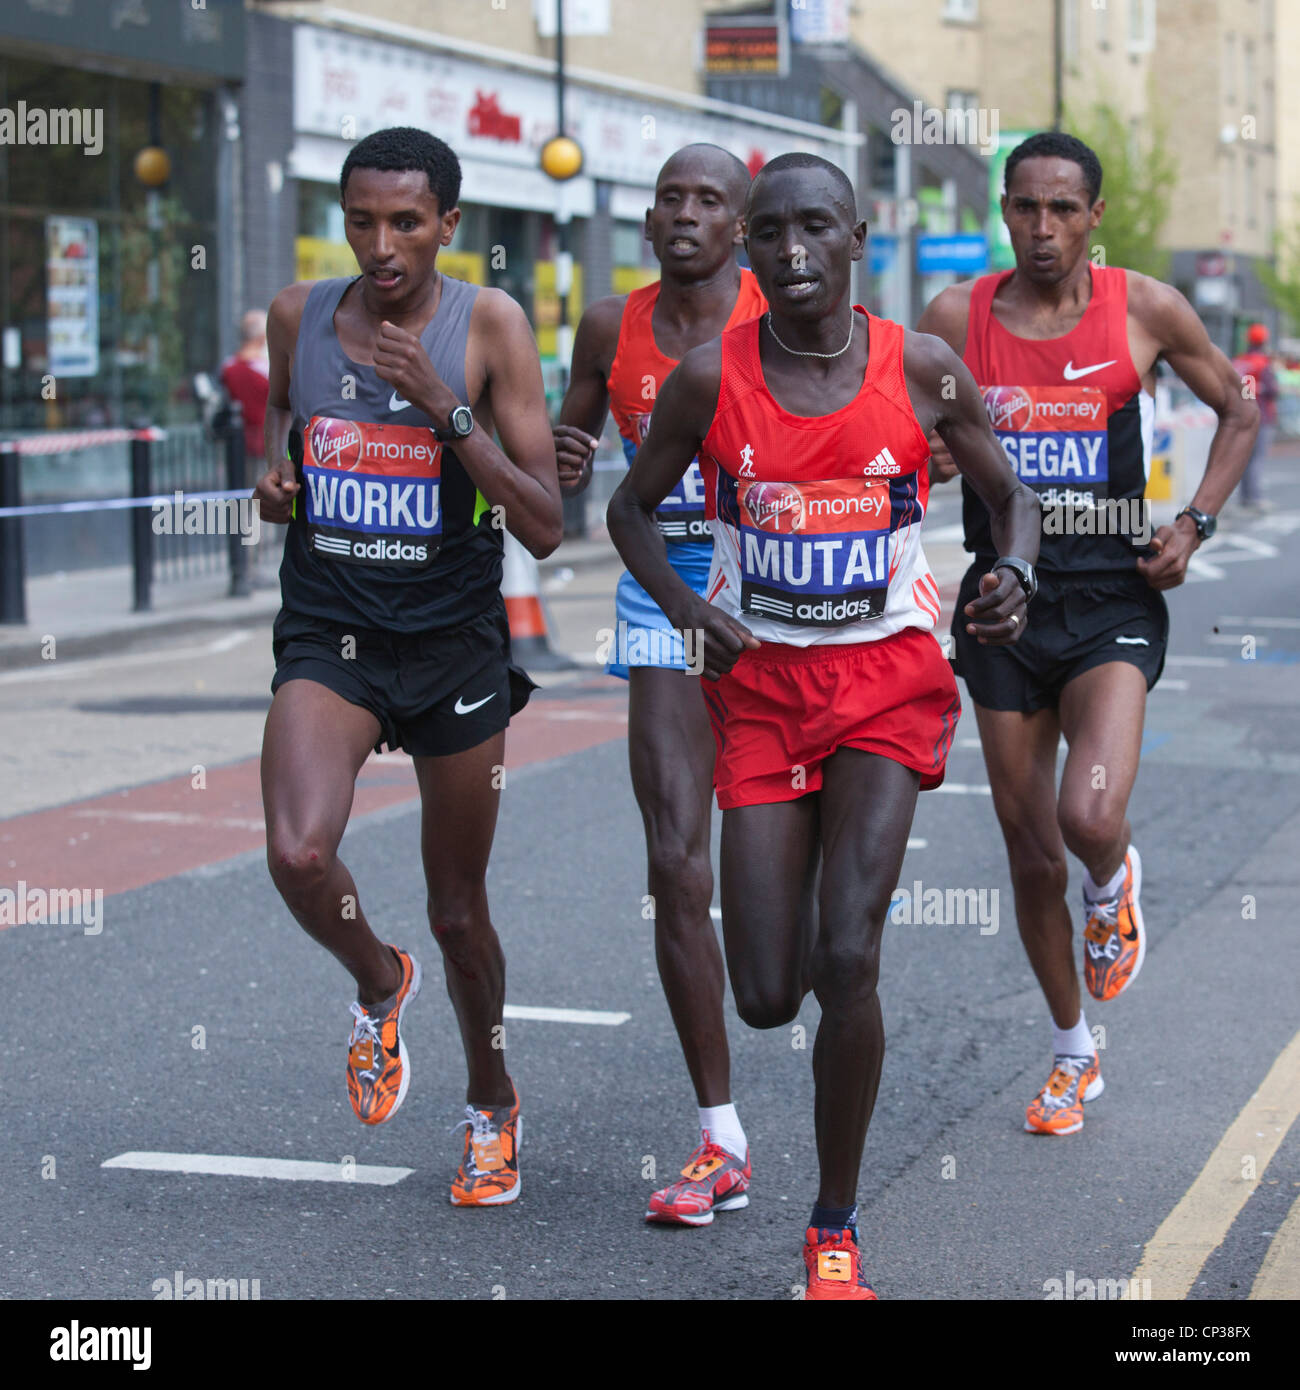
[
  {"xmin": 1062, "ymin": 359, "xmax": 1117, "ymax": 380},
  {"xmin": 389, "ymin": 390, "xmax": 411, "ymax": 412},
  {"xmin": 453, "ymin": 692, "xmax": 497, "ymax": 715},
  {"xmin": 1115, "ymin": 635, "xmax": 1149, "ymax": 646}
]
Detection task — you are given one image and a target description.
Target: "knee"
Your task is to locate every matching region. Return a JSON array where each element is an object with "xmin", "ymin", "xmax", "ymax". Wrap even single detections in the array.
[
  {"xmin": 267, "ymin": 833, "xmax": 335, "ymax": 898},
  {"xmin": 734, "ymin": 981, "xmax": 802, "ymax": 1030},
  {"xmin": 1001, "ymin": 822, "xmax": 1069, "ymax": 900},
  {"xmin": 1057, "ymin": 796, "xmax": 1124, "ymax": 860},
  {"xmin": 426, "ymin": 897, "xmax": 482, "ymax": 953},
  {"xmin": 810, "ymin": 939, "xmax": 880, "ymax": 1006},
  {"xmin": 645, "ymin": 837, "xmax": 712, "ymax": 915}
]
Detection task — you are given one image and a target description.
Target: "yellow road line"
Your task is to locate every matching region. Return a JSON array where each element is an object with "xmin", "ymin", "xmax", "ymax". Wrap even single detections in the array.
[
  {"xmin": 1132, "ymin": 1027, "xmax": 1300, "ymax": 1300},
  {"xmin": 1250, "ymin": 1187, "xmax": 1300, "ymax": 1300}
]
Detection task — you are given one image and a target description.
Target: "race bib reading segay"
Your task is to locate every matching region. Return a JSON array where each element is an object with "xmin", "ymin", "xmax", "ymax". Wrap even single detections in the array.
[
  {"xmin": 982, "ymin": 384, "xmax": 1109, "ymax": 511},
  {"xmin": 302, "ymin": 415, "xmax": 442, "ymax": 569},
  {"xmin": 737, "ymin": 478, "xmax": 890, "ymax": 626},
  {"xmin": 629, "ymin": 410, "xmax": 709, "ymax": 544}
]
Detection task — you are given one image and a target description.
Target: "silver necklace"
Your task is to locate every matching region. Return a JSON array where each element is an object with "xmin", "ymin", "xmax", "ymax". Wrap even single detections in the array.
[{"xmin": 764, "ymin": 310, "xmax": 854, "ymax": 359}]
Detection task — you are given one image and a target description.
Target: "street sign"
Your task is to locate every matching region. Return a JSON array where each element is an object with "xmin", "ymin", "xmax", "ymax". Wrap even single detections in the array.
[
  {"xmin": 917, "ymin": 233, "xmax": 988, "ymax": 275},
  {"xmin": 869, "ymin": 237, "xmax": 897, "ymax": 276}
]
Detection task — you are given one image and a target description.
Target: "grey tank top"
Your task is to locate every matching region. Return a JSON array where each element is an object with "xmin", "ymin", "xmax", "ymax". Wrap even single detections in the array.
[{"xmin": 280, "ymin": 273, "xmax": 501, "ymax": 633}]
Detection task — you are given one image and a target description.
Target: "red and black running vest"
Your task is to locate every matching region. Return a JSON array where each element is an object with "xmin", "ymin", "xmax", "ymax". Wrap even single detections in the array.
[{"xmin": 961, "ymin": 265, "xmax": 1153, "ymax": 575}]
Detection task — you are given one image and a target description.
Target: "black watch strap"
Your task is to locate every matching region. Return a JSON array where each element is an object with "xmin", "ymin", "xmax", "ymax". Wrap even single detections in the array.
[{"xmin": 994, "ymin": 555, "xmax": 1037, "ymax": 602}]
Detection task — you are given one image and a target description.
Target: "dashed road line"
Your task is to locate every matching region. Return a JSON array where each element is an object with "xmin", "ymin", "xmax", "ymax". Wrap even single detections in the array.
[{"xmin": 102, "ymin": 1152, "xmax": 413, "ymax": 1184}]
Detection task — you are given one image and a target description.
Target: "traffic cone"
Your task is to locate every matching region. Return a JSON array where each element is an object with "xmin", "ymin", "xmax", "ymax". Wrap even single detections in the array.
[{"xmin": 501, "ymin": 531, "xmax": 574, "ymax": 671}]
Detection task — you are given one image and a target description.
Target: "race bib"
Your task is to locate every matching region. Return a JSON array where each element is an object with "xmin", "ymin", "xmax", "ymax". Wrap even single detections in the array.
[
  {"xmin": 982, "ymin": 384, "xmax": 1109, "ymax": 512},
  {"xmin": 736, "ymin": 477, "xmax": 891, "ymax": 626},
  {"xmin": 628, "ymin": 409, "xmax": 710, "ymax": 545},
  {"xmin": 302, "ymin": 415, "xmax": 442, "ymax": 569}
]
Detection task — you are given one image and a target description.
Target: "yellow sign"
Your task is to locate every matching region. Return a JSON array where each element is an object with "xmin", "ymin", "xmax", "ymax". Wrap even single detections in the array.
[
  {"xmin": 612, "ymin": 266, "xmax": 659, "ymax": 295},
  {"xmin": 294, "ymin": 239, "xmax": 487, "ymax": 287},
  {"xmin": 534, "ymin": 259, "xmax": 583, "ymax": 358}
]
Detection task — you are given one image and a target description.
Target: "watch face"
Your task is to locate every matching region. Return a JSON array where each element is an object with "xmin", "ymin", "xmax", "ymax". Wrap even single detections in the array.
[
  {"xmin": 451, "ymin": 406, "xmax": 474, "ymax": 438},
  {"xmin": 1201, "ymin": 513, "xmax": 1217, "ymax": 539}
]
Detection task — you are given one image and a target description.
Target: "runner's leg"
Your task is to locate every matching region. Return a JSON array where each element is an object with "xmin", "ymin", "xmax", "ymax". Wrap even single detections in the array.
[
  {"xmin": 718, "ymin": 795, "xmax": 820, "ymax": 1032},
  {"xmin": 262, "ymin": 678, "xmax": 400, "ymax": 1005},
  {"xmin": 1056, "ymin": 662, "xmax": 1147, "ymax": 887},
  {"xmin": 973, "ymin": 702, "xmax": 1078, "ymax": 1029},
  {"xmin": 810, "ymin": 750, "xmax": 918, "ymax": 1208},
  {"xmin": 414, "ymin": 732, "xmax": 514, "ymax": 1109},
  {"xmin": 629, "ymin": 667, "xmax": 729, "ymax": 1107}
]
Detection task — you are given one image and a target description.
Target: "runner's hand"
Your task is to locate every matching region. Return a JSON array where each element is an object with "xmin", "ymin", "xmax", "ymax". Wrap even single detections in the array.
[
  {"xmin": 681, "ymin": 595, "xmax": 761, "ymax": 681},
  {"xmin": 252, "ymin": 456, "xmax": 299, "ymax": 525},
  {"xmin": 928, "ymin": 429, "xmax": 959, "ymax": 484},
  {"xmin": 553, "ymin": 424, "xmax": 598, "ymax": 493},
  {"xmin": 1136, "ymin": 519, "xmax": 1195, "ymax": 591},
  {"xmin": 963, "ymin": 568, "xmax": 1027, "ymax": 646},
  {"xmin": 373, "ymin": 320, "xmax": 449, "ymax": 417}
]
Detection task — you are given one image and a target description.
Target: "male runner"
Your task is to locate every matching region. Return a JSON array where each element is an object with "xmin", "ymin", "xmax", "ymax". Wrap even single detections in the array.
[
  {"xmin": 919, "ymin": 131, "xmax": 1256, "ymax": 1137},
  {"xmin": 608, "ymin": 153, "xmax": 1039, "ymax": 1297},
  {"xmin": 556, "ymin": 144, "xmax": 766, "ymax": 1226},
  {"xmin": 252, "ymin": 127, "xmax": 561, "ymax": 1205}
]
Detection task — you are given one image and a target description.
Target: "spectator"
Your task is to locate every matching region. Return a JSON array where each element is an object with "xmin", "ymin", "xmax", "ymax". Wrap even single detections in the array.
[
  {"xmin": 219, "ymin": 310, "xmax": 270, "ymax": 467},
  {"xmin": 1232, "ymin": 323, "xmax": 1278, "ymax": 510}
]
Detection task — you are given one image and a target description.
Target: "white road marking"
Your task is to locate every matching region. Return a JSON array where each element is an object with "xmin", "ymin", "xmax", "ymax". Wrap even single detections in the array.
[
  {"xmin": 1204, "ymin": 634, "xmax": 1269, "ymax": 646},
  {"xmin": 1167, "ymin": 655, "xmax": 1228, "ymax": 667},
  {"xmin": 0, "ymin": 630, "xmax": 254, "ymax": 685},
  {"xmin": 73, "ymin": 809, "xmax": 265, "ymax": 831},
  {"xmin": 1218, "ymin": 616, "xmax": 1300, "ymax": 629},
  {"xmin": 101, "ymin": 1152, "xmax": 412, "ymax": 1185},
  {"xmin": 537, "ymin": 708, "xmax": 628, "ymax": 722},
  {"xmin": 502, "ymin": 1005, "xmax": 630, "ymax": 1025},
  {"xmin": 1151, "ymin": 679, "xmax": 1190, "ymax": 692},
  {"xmin": 932, "ymin": 783, "xmax": 993, "ymax": 795}
]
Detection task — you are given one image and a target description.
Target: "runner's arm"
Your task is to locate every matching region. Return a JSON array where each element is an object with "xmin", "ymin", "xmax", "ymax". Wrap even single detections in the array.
[
  {"xmin": 1130, "ymin": 274, "xmax": 1259, "ymax": 590},
  {"xmin": 606, "ymin": 343, "xmax": 759, "ymax": 679},
  {"xmin": 252, "ymin": 283, "xmax": 311, "ymax": 524},
  {"xmin": 459, "ymin": 289, "xmax": 564, "ymax": 559},
  {"xmin": 555, "ymin": 296, "xmax": 622, "ymax": 496},
  {"xmin": 906, "ymin": 331, "xmax": 1040, "ymax": 645},
  {"xmin": 915, "ymin": 283, "xmax": 974, "ymax": 484}
]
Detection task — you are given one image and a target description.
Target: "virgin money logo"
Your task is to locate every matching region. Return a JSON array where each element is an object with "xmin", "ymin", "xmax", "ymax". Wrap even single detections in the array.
[
  {"xmin": 745, "ymin": 480, "xmax": 805, "ymax": 533},
  {"xmin": 308, "ymin": 418, "xmax": 363, "ymax": 472},
  {"xmin": 983, "ymin": 386, "xmax": 1034, "ymax": 432}
]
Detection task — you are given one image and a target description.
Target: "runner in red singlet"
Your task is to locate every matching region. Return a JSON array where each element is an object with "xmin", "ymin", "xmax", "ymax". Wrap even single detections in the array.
[
  {"xmin": 920, "ymin": 132, "xmax": 1256, "ymax": 1138},
  {"xmin": 557, "ymin": 145, "xmax": 767, "ymax": 1226},
  {"xmin": 608, "ymin": 154, "xmax": 1040, "ymax": 1298}
]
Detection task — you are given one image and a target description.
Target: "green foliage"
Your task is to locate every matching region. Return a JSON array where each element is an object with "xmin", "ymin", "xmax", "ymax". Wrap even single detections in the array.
[
  {"xmin": 1065, "ymin": 97, "xmax": 1177, "ymax": 280},
  {"xmin": 1256, "ymin": 202, "xmax": 1300, "ymax": 332}
]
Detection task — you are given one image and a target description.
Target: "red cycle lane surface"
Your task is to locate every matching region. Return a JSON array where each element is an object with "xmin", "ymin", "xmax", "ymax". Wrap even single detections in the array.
[{"xmin": 0, "ymin": 686, "xmax": 628, "ymax": 915}]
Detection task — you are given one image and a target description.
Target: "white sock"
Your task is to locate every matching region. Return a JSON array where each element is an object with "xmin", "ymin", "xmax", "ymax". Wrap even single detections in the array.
[
  {"xmin": 698, "ymin": 1104, "xmax": 747, "ymax": 1160},
  {"xmin": 1052, "ymin": 1012, "xmax": 1094, "ymax": 1059},
  {"xmin": 1083, "ymin": 856, "xmax": 1127, "ymax": 902}
]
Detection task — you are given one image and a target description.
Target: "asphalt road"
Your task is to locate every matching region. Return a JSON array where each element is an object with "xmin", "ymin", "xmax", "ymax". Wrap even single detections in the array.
[{"xmin": 1, "ymin": 469, "xmax": 1298, "ymax": 1307}]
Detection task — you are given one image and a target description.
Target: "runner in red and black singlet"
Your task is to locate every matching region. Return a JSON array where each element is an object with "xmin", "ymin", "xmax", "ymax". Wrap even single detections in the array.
[
  {"xmin": 920, "ymin": 131, "xmax": 1257, "ymax": 1138},
  {"xmin": 609, "ymin": 153, "xmax": 1039, "ymax": 1299},
  {"xmin": 252, "ymin": 127, "xmax": 561, "ymax": 1207},
  {"xmin": 556, "ymin": 146, "xmax": 766, "ymax": 1229}
]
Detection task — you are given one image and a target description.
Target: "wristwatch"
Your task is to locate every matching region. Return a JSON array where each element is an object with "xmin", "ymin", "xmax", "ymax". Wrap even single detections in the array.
[
  {"xmin": 994, "ymin": 555, "xmax": 1038, "ymax": 603},
  {"xmin": 433, "ymin": 403, "xmax": 474, "ymax": 442},
  {"xmin": 1175, "ymin": 505, "xmax": 1217, "ymax": 542}
]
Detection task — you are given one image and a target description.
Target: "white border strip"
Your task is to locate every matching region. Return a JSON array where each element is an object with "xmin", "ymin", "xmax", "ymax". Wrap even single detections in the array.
[{"xmin": 102, "ymin": 1152, "xmax": 413, "ymax": 1185}]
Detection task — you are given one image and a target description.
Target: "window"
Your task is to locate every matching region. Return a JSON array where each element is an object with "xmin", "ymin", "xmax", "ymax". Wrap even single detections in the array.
[
  {"xmin": 1127, "ymin": 0, "xmax": 1155, "ymax": 53},
  {"xmin": 946, "ymin": 89, "xmax": 979, "ymax": 115},
  {"xmin": 1245, "ymin": 155, "xmax": 1256, "ymax": 230},
  {"xmin": 942, "ymin": 0, "xmax": 978, "ymax": 21},
  {"xmin": 1063, "ymin": 0, "xmax": 1078, "ymax": 62},
  {"xmin": 1224, "ymin": 33, "xmax": 1236, "ymax": 102},
  {"xmin": 1243, "ymin": 41, "xmax": 1255, "ymax": 110}
]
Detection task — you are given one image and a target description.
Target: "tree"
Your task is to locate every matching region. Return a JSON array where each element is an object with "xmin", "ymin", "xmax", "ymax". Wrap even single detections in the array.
[
  {"xmin": 1065, "ymin": 96, "xmax": 1178, "ymax": 281},
  {"xmin": 1257, "ymin": 202, "xmax": 1300, "ymax": 333}
]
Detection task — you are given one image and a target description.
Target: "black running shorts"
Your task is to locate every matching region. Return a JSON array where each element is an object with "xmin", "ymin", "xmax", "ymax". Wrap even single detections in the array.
[
  {"xmin": 271, "ymin": 596, "xmax": 537, "ymax": 757},
  {"xmin": 951, "ymin": 562, "xmax": 1168, "ymax": 714}
]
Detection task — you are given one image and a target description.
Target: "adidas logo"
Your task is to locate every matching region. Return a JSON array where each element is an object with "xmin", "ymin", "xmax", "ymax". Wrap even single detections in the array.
[{"xmin": 862, "ymin": 446, "xmax": 898, "ymax": 477}]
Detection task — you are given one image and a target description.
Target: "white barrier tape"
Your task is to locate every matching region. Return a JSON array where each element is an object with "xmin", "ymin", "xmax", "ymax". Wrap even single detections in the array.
[
  {"xmin": 0, "ymin": 428, "xmax": 166, "ymax": 455},
  {"xmin": 0, "ymin": 488, "xmax": 252, "ymax": 519}
]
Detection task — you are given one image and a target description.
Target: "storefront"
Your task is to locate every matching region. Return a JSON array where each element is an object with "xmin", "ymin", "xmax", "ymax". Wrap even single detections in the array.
[
  {"xmin": 275, "ymin": 18, "xmax": 854, "ymax": 373},
  {"xmin": 0, "ymin": 0, "xmax": 245, "ymax": 434}
]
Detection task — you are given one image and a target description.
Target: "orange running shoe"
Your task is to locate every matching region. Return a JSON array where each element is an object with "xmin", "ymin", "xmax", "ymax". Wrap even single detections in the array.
[
  {"xmin": 1024, "ymin": 1052, "xmax": 1103, "ymax": 1136},
  {"xmin": 645, "ymin": 1134, "xmax": 750, "ymax": 1226},
  {"xmin": 803, "ymin": 1227, "xmax": 878, "ymax": 1301},
  {"xmin": 346, "ymin": 945, "xmax": 421, "ymax": 1126},
  {"xmin": 450, "ymin": 1083, "xmax": 521, "ymax": 1206},
  {"xmin": 1083, "ymin": 845, "xmax": 1146, "ymax": 1001}
]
